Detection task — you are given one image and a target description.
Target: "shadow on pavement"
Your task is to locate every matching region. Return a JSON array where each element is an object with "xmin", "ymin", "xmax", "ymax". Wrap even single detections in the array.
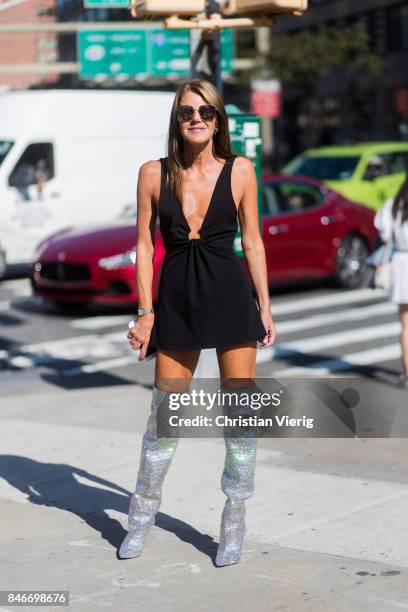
[{"xmin": 0, "ymin": 455, "xmax": 216, "ymax": 561}]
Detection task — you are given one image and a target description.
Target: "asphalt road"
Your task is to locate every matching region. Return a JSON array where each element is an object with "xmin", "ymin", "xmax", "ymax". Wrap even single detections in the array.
[{"xmin": 0, "ymin": 275, "xmax": 405, "ymax": 393}]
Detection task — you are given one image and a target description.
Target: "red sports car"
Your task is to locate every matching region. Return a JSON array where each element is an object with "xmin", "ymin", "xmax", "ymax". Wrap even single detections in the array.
[
  {"xmin": 28, "ymin": 175, "xmax": 378, "ymax": 308},
  {"xmin": 258, "ymin": 173, "xmax": 378, "ymax": 289}
]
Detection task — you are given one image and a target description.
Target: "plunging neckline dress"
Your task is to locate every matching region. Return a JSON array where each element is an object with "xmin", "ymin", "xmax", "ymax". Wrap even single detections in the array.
[{"xmin": 146, "ymin": 155, "xmax": 267, "ymax": 356}]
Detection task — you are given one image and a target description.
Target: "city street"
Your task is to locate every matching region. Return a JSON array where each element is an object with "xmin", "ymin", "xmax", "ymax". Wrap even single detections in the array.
[
  {"xmin": 0, "ymin": 276, "xmax": 406, "ymax": 387},
  {"xmin": 1, "ymin": 276, "xmax": 408, "ymax": 611}
]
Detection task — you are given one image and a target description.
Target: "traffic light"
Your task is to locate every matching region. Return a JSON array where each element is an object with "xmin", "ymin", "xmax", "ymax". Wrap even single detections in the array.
[
  {"xmin": 132, "ymin": 0, "xmax": 205, "ymax": 15},
  {"xmin": 221, "ymin": 0, "xmax": 307, "ymax": 15}
]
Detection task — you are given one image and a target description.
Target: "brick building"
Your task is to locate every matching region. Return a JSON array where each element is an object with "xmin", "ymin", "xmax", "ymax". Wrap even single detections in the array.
[{"xmin": 0, "ymin": 0, "xmax": 59, "ymax": 90}]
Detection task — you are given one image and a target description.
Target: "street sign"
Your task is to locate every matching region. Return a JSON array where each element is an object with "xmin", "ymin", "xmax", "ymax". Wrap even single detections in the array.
[
  {"xmin": 227, "ymin": 111, "xmax": 263, "ymax": 259},
  {"xmin": 78, "ymin": 30, "xmax": 149, "ymax": 79},
  {"xmin": 78, "ymin": 28, "xmax": 234, "ymax": 79},
  {"xmin": 220, "ymin": 28, "xmax": 233, "ymax": 75},
  {"xmin": 251, "ymin": 79, "xmax": 282, "ymax": 118},
  {"xmin": 150, "ymin": 29, "xmax": 191, "ymax": 76},
  {"xmin": 84, "ymin": 0, "xmax": 129, "ymax": 7}
]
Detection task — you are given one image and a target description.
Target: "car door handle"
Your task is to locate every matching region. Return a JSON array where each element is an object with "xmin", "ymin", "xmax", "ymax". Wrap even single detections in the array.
[{"xmin": 268, "ymin": 223, "xmax": 289, "ymax": 235}]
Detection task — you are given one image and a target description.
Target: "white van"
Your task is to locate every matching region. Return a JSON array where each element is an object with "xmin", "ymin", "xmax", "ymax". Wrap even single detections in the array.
[{"xmin": 0, "ymin": 89, "xmax": 175, "ymax": 271}]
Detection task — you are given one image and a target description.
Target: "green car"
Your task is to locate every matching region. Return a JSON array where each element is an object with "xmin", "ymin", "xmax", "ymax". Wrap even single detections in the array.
[{"xmin": 282, "ymin": 142, "xmax": 408, "ymax": 210}]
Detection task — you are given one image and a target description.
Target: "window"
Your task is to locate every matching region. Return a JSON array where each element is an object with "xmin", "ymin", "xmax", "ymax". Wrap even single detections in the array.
[
  {"xmin": 363, "ymin": 154, "xmax": 392, "ymax": 180},
  {"xmin": 362, "ymin": 152, "xmax": 408, "ymax": 179},
  {"xmin": 389, "ymin": 152, "xmax": 408, "ymax": 174},
  {"xmin": 0, "ymin": 140, "xmax": 14, "ymax": 167},
  {"xmin": 278, "ymin": 182, "xmax": 325, "ymax": 212},
  {"xmin": 8, "ymin": 143, "xmax": 54, "ymax": 188},
  {"xmin": 387, "ymin": 3, "xmax": 408, "ymax": 52},
  {"xmin": 262, "ymin": 181, "xmax": 324, "ymax": 215},
  {"xmin": 262, "ymin": 185, "xmax": 281, "ymax": 216},
  {"xmin": 284, "ymin": 155, "xmax": 360, "ymax": 181}
]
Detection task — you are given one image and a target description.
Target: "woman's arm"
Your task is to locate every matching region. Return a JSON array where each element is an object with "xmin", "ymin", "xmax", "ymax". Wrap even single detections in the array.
[
  {"xmin": 233, "ymin": 156, "xmax": 276, "ymax": 347},
  {"xmin": 128, "ymin": 160, "xmax": 160, "ymax": 360},
  {"xmin": 374, "ymin": 197, "xmax": 394, "ymax": 243}
]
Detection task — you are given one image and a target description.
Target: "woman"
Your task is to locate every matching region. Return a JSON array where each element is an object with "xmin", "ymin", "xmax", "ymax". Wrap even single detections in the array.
[
  {"xmin": 374, "ymin": 175, "xmax": 408, "ymax": 388},
  {"xmin": 119, "ymin": 79, "xmax": 276, "ymax": 567}
]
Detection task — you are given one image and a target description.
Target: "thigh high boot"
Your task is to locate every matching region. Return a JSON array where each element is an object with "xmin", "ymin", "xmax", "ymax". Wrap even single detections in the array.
[
  {"xmin": 119, "ymin": 384, "xmax": 180, "ymax": 559},
  {"xmin": 215, "ymin": 382, "xmax": 259, "ymax": 567}
]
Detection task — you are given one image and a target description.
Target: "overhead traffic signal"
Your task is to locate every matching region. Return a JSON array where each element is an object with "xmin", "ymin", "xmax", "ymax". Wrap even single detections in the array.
[
  {"xmin": 131, "ymin": 0, "xmax": 205, "ymax": 15},
  {"xmin": 220, "ymin": 0, "xmax": 308, "ymax": 15}
]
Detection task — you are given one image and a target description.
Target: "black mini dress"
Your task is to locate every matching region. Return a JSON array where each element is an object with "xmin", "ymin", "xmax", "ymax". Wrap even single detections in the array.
[{"xmin": 146, "ymin": 154, "xmax": 267, "ymax": 356}]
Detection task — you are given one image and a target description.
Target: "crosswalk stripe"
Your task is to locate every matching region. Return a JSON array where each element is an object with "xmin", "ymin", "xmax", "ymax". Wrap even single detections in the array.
[
  {"xmin": 270, "ymin": 288, "xmax": 386, "ymax": 316},
  {"xmin": 62, "ymin": 356, "xmax": 139, "ymax": 376},
  {"xmin": 273, "ymin": 343, "xmax": 402, "ymax": 377},
  {"xmin": 70, "ymin": 315, "xmax": 131, "ymax": 330},
  {"xmin": 280, "ymin": 321, "xmax": 399, "ymax": 353},
  {"xmin": 275, "ymin": 301, "xmax": 395, "ymax": 335},
  {"xmin": 0, "ymin": 331, "xmax": 130, "ymax": 370},
  {"xmin": 256, "ymin": 321, "xmax": 400, "ymax": 364}
]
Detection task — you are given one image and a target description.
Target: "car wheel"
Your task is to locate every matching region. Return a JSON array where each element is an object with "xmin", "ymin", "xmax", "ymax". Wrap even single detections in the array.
[{"xmin": 334, "ymin": 234, "xmax": 370, "ymax": 289}]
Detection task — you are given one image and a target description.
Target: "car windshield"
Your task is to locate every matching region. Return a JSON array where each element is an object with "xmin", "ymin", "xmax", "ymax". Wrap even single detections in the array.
[
  {"xmin": 284, "ymin": 155, "xmax": 360, "ymax": 180},
  {"xmin": 0, "ymin": 140, "xmax": 14, "ymax": 167}
]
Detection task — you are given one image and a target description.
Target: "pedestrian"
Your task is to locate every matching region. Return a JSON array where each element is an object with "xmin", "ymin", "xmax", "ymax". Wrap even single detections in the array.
[
  {"xmin": 120, "ymin": 79, "xmax": 276, "ymax": 567},
  {"xmin": 374, "ymin": 174, "xmax": 408, "ymax": 388}
]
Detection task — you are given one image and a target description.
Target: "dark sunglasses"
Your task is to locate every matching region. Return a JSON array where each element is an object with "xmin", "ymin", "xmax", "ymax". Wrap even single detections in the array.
[{"xmin": 176, "ymin": 104, "xmax": 218, "ymax": 123}]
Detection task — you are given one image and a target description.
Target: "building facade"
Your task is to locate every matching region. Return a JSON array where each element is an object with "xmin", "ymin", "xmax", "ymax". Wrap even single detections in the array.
[
  {"xmin": 272, "ymin": 0, "xmax": 408, "ymax": 158},
  {"xmin": 0, "ymin": 0, "xmax": 59, "ymax": 90}
]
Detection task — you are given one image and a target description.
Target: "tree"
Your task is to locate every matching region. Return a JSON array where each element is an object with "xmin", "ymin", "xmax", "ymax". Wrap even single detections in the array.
[{"xmin": 266, "ymin": 23, "xmax": 383, "ymax": 146}]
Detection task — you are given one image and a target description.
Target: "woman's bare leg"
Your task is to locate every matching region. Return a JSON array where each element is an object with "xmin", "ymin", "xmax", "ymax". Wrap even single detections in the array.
[
  {"xmin": 216, "ymin": 340, "xmax": 257, "ymax": 386},
  {"xmin": 155, "ymin": 348, "xmax": 201, "ymax": 392}
]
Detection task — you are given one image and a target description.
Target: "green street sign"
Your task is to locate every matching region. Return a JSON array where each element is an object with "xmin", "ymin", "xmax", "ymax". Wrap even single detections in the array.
[
  {"xmin": 78, "ymin": 30, "xmax": 148, "ymax": 79},
  {"xmin": 84, "ymin": 0, "xmax": 129, "ymax": 7},
  {"xmin": 227, "ymin": 111, "xmax": 263, "ymax": 259},
  {"xmin": 220, "ymin": 29, "xmax": 233, "ymax": 74},
  {"xmin": 150, "ymin": 29, "xmax": 190, "ymax": 76},
  {"xmin": 78, "ymin": 28, "xmax": 234, "ymax": 79}
]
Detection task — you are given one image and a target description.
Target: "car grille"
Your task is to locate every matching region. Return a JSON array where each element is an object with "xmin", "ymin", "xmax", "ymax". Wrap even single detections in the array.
[{"xmin": 39, "ymin": 262, "xmax": 90, "ymax": 282}]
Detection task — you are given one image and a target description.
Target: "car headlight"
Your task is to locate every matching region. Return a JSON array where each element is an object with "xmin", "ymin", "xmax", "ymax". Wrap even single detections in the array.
[{"xmin": 98, "ymin": 249, "xmax": 136, "ymax": 270}]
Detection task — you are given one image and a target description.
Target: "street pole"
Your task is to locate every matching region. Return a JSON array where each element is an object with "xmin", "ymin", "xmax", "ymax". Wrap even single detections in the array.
[
  {"xmin": 208, "ymin": 0, "xmax": 223, "ymax": 96},
  {"xmin": 190, "ymin": 0, "xmax": 223, "ymax": 96}
]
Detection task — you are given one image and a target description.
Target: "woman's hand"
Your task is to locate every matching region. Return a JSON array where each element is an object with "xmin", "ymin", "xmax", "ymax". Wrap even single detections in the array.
[
  {"xmin": 127, "ymin": 314, "xmax": 155, "ymax": 361},
  {"xmin": 259, "ymin": 309, "xmax": 277, "ymax": 348}
]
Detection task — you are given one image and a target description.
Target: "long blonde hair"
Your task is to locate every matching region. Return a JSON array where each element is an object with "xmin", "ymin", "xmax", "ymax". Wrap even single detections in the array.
[{"xmin": 164, "ymin": 79, "xmax": 235, "ymax": 202}]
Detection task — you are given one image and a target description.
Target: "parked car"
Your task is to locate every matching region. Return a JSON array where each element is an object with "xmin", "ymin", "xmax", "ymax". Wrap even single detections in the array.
[
  {"xmin": 29, "ymin": 214, "xmax": 165, "ymax": 308},
  {"xmin": 29, "ymin": 175, "xmax": 378, "ymax": 307},
  {"xmin": 281, "ymin": 142, "xmax": 408, "ymax": 210},
  {"xmin": 257, "ymin": 174, "xmax": 378, "ymax": 289}
]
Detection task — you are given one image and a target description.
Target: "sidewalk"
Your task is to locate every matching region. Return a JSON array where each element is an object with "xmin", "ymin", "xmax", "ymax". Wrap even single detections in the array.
[{"xmin": 1, "ymin": 383, "xmax": 407, "ymax": 612}]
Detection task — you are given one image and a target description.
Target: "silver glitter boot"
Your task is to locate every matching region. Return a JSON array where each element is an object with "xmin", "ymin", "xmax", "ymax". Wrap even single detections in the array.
[
  {"xmin": 215, "ymin": 383, "xmax": 258, "ymax": 567},
  {"xmin": 119, "ymin": 384, "xmax": 180, "ymax": 559}
]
